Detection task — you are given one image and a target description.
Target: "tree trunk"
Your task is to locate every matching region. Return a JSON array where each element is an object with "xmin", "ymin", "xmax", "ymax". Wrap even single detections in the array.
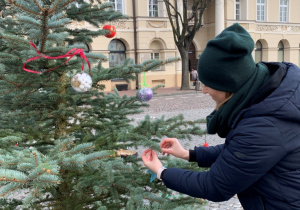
[
  {"xmin": 178, "ymin": 47, "xmax": 190, "ymax": 90},
  {"xmin": 54, "ymin": 73, "xmax": 67, "ymax": 139}
]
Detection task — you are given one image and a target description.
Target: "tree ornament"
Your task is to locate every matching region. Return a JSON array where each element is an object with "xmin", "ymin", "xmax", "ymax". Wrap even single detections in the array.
[
  {"xmin": 24, "ymin": 41, "xmax": 91, "ymax": 74},
  {"xmin": 23, "ymin": 41, "xmax": 92, "ymax": 93},
  {"xmin": 138, "ymin": 87, "xmax": 153, "ymax": 102},
  {"xmin": 137, "ymin": 72, "xmax": 153, "ymax": 101},
  {"xmin": 147, "ymin": 165, "xmax": 166, "ymax": 183},
  {"xmin": 203, "ymin": 142, "xmax": 209, "ymax": 147},
  {"xmin": 71, "ymin": 72, "xmax": 93, "ymax": 92},
  {"xmin": 103, "ymin": 25, "xmax": 116, "ymax": 38},
  {"xmin": 116, "ymin": 149, "xmax": 137, "ymax": 159}
]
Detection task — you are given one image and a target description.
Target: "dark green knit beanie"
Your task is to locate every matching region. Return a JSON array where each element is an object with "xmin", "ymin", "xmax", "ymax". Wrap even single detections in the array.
[{"xmin": 198, "ymin": 23, "xmax": 256, "ymax": 93}]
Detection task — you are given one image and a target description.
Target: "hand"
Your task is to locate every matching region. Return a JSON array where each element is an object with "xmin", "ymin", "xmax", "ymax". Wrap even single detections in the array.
[
  {"xmin": 142, "ymin": 149, "xmax": 163, "ymax": 174},
  {"xmin": 160, "ymin": 138, "xmax": 189, "ymax": 160}
]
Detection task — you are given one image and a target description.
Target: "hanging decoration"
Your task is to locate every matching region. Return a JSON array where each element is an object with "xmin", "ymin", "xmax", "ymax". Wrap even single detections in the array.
[
  {"xmin": 203, "ymin": 134, "xmax": 209, "ymax": 147},
  {"xmin": 103, "ymin": 24, "xmax": 116, "ymax": 38},
  {"xmin": 203, "ymin": 142, "xmax": 209, "ymax": 147},
  {"xmin": 138, "ymin": 72, "xmax": 153, "ymax": 102},
  {"xmin": 71, "ymin": 72, "xmax": 92, "ymax": 92},
  {"xmin": 116, "ymin": 149, "xmax": 137, "ymax": 159},
  {"xmin": 147, "ymin": 165, "xmax": 167, "ymax": 182},
  {"xmin": 23, "ymin": 41, "xmax": 91, "ymax": 92}
]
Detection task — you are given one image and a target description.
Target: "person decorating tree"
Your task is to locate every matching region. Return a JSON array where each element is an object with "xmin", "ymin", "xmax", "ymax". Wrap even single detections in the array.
[{"xmin": 142, "ymin": 23, "xmax": 300, "ymax": 210}]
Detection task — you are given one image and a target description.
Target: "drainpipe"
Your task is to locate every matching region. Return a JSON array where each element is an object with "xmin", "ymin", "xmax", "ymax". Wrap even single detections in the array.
[{"xmin": 132, "ymin": 0, "xmax": 139, "ymax": 89}]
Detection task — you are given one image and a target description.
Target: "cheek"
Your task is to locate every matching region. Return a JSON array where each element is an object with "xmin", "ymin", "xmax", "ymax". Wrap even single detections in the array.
[
  {"xmin": 213, "ymin": 93, "xmax": 227, "ymax": 104},
  {"xmin": 219, "ymin": 95, "xmax": 228, "ymax": 104}
]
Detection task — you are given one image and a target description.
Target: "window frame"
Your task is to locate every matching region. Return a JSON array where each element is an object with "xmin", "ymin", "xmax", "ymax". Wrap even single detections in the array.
[
  {"xmin": 279, "ymin": 0, "xmax": 288, "ymax": 22},
  {"xmin": 235, "ymin": 0, "xmax": 241, "ymax": 20},
  {"xmin": 255, "ymin": 40, "xmax": 263, "ymax": 62},
  {"xmin": 256, "ymin": 0, "xmax": 266, "ymax": 22},
  {"xmin": 149, "ymin": 0, "xmax": 159, "ymax": 17},
  {"xmin": 150, "ymin": 52, "xmax": 161, "ymax": 70},
  {"xmin": 108, "ymin": 39, "xmax": 126, "ymax": 80},
  {"xmin": 110, "ymin": 0, "xmax": 124, "ymax": 14},
  {"xmin": 278, "ymin": 41, "xmax": 284, "ymax": 62}
]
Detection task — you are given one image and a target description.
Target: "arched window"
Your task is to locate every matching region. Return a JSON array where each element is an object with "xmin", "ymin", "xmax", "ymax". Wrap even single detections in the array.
[
  {"xmin": 108, "ymin": 39, "xmax": 126, "ymax": 68},
  {"xmin": 278, "ymin": 41, "xmax": 284, "ymax": 62},
  {"xmin": 150, "ymin": 40, "xmax": 163, "ymax": 70},
  {"xmin": 255, "ymin": 40, "xmax": 262, "ymax": 62}
]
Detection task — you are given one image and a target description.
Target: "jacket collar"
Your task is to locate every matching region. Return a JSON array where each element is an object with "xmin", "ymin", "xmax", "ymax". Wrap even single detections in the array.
[{"xmin": 231, "ymin": 62, "xmax": 288, "ymax": 128}]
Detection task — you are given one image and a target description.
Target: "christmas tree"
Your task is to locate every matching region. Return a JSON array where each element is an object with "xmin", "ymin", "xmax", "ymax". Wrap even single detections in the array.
[{"xmin": 0, "ymin": 0, "xmax": 207, "ymax": 209}]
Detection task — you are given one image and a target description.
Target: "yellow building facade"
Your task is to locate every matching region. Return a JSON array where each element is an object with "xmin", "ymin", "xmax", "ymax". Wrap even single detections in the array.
[{"xmin": 76, "ymin": 0, "xmax": 300, "ymax": 91}]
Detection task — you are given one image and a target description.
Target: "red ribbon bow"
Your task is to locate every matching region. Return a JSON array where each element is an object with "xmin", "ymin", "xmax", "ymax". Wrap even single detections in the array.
[{"xmin": 23, "ymin": 41, "xmax": 91, "ymax": 75}]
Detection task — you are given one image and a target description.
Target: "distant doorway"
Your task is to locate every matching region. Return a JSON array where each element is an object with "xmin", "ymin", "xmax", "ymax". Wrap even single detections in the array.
[{"xmin": 188, "ymin": 43, "xmax": 197, "ymax": 81}]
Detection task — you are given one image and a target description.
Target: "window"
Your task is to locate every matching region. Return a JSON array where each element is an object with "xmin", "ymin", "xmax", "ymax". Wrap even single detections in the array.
[
  {"xmin": 149, "ymin": 0, "xmax": 158, "ymax": 17},
  {"xmin": 236, "ymin": 0, "xmax": 241, "ymax": 20},
  {"xmin": 278, "ymin": 41, "xmax": 284, "ymax": 62},
  {"xmin": 235, "ymin": 0, "xmax": 247, "ymax": 20},
  {"xmin": 108, "ymin": 39, "xmax": 126, "ymax": 68},
  {"xmin": 279, "ymin": 0, "xmax": 288, "ymax": 22},
  {"xmin": 257, "ymin": 0, "xmax": 265, "ymax": 21},
  {"xmin": 151, "ymin": 52, "xmax": 161, "ymax": 70},
  {"xmin": 151, "ymin": 52, "xmax": 159, "ymax": 60},
  {"xmin": 150, "ymin": 40, "xmax": 164, "ymax": 70},
  {"xmin": 110, "ymin": 0, "xmax": 123, "ymax": 14},
  {"xmin": 255, "ymin": 41, "xmax": 263, "ymax": 62}
]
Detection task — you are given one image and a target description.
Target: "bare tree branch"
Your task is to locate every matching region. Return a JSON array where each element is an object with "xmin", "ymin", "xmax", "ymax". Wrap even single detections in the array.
[{"xmin": 162, "ymin": 0, "xmax": 214, "ymax": 89}]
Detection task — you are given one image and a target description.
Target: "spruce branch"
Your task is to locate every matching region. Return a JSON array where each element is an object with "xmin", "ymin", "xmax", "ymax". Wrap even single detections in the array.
[
  {"xmin": 0, "ymin": 183, "xmax": 23, "ymax": 197},
  {"xmin": 49, "ymin": 0, "xmax": 76, "ymax": 15},
  {"xmin": 7, "ymin": 0, "xmax": 41, "ymax": 16},
  {"xmin": 32, "ymin": 0, "xmax": 44, "ymax": 12},
  {"xmin": 0, "ymin": 76, "xmax": 22, "ymax": 87}
]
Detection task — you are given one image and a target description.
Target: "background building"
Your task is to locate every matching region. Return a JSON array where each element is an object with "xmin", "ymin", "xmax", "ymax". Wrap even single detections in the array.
[{"xmin": 72, "ymin": 0, "xmax": 300, "ymax": 91}]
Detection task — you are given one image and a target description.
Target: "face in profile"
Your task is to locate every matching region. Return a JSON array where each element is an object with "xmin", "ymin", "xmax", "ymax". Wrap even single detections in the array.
[{"xmin": 202, "ymin": 84, "xmax": 228, "ymax": 107}]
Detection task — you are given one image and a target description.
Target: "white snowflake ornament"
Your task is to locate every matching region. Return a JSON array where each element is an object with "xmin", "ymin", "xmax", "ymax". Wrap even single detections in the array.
[{"xmin": 71, "ymin": 72, "xmax": 92, "ymax": 92}]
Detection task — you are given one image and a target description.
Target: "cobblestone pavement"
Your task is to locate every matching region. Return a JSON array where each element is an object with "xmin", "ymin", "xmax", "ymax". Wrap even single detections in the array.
[{"xmin": 128, "ymin": 90, "xmax": 244, "ymax": 210}]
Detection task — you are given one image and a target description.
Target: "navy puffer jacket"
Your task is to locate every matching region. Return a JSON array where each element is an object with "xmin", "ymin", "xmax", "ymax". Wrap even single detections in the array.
[{"xmin": 161, "ymin": 62, "xmax": 300, "ymax": 210}]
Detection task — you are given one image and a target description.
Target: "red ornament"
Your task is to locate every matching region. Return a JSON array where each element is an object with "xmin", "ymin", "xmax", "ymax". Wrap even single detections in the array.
[
  {"xmin": 203, "ymin": 142, "xmax": 209, "ymax": 147},
  {"xmin": 103, "ymin": 25, "xmax": 116, "ymax": 38}
]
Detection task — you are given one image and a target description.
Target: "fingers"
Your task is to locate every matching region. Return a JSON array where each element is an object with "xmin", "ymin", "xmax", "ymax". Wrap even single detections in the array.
[
  {"xmin": 161, "ymin": 142, "xmax": 172, "ymax": 149},
  {"xmin": 161, "ymin": 148, "xmax": 171, "ymax": 156},
  {"xmin": 160, "ymin": 138, "xmax": 173, "ymax": 148},
  {"xmin": 142, "ymin": 149, "xmax": 159, "ymax": 161},
  {"xmin": 149, "ymin": 149, "xmax": 153, "ymax": 161},
  {"xmin": 151, "ymin": 150, "xmax": 158, "ymax": 159},
  {"xmin": 160, "ymin": 138, "xmax": 178, "ymax": 148},
  {"xmin": 142, "ymin": 149, "xmax": 151, "ymax": 162}
]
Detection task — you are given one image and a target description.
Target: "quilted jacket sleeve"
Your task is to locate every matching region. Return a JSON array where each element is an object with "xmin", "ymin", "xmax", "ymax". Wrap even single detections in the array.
[
  {"xmin": 161, "ymin": 117, "xmax": 286, "ymax": 202},
  {"xmin": 189, "ymin": 144, "xmax": 225, "ymax": 167}
]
